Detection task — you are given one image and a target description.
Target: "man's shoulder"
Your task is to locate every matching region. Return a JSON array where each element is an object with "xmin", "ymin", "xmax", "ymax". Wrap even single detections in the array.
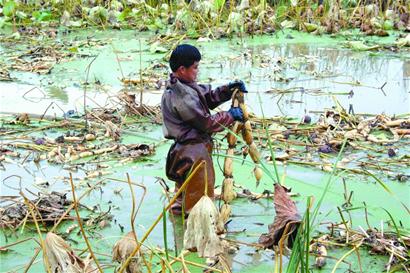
[
  {"xmin": 162, "ymin": 83, "xmax": 195, "ymax": 106},
  {"xmin": 167, "ymin": 81, "xmax": 198, "ymax": 97}
]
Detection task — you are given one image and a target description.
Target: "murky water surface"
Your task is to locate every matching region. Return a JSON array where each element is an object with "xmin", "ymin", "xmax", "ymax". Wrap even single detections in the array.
[
  {"xmin": 1, "ymin": 30, "xmax": 409, "ymax": 117},
  {"xmin": 0, "ymin": 30, "xmax": 409, "ymax": 272}
]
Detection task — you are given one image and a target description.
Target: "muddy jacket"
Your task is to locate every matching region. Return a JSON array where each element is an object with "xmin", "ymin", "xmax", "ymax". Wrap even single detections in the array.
[
  {"xmin": 161, "ymin": 74, "xmax": 235, "ymax": 144},
  {"xmin": 162, "ymin": 75, "xmax": 235, "ymax": 212}
]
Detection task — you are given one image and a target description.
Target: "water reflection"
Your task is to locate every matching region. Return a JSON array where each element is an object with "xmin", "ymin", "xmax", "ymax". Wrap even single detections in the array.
[
  {"xmin": 205, "ymin": 42, "xmax": 409, "ymax": 117},
  {"xmin": 0, "ymin": 35, "xmax": 408, "ymax": 118},
  {"xmin": 46, "ymin": 85, "xmax": 69, "ymax": 103}
]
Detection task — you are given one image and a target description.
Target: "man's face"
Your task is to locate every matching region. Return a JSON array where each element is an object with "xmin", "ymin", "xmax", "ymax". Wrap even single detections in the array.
[{"xmin": 177, "ymin": 61, "xmax": 199, "ymax": 83}]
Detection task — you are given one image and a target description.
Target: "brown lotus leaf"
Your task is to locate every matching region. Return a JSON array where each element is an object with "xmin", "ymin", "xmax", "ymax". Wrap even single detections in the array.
[
  {"xmin": 309, "ymin": 242, "xmax": 327, "ymax": 268},
  {"xmin": 16, "ymin": 113, "xmax": 30, "ymax": 124},
  {"xmin": 118, "ymin": 144, "xmax": 155, "ymax": 158},
  {"xmin": 44, "ymin": 232, "xmax": 95, "ymax": 273},
  {"xmin": 112, "ymin": 232, "xmax": 142, "ymax": 273},
  {"xmin": 258, "ymin": 184, "xmax": 301, "ymax": 248},
  {"xmin": 105, "ymin": 120, "xmax": 121, "ymax": 140}
]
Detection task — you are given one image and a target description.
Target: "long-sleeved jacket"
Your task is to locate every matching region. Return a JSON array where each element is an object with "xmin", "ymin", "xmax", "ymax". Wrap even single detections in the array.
[{"xmin": 161, "ymin": 75, "xmax": 234, "ymax": 143}]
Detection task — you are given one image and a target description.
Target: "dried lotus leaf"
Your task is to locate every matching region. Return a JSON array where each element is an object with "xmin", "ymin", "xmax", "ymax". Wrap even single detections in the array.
[
  {"xmin": 184, "ymin": 196, "xmax": 223, "ymax": 258},
  {"xmin": 112, "ymin": 232, "xmax": 142, "ymax": 273},
  {"xmin": 258, "ymin": 184, "xmax": 300, "ymax": 249},
  {"xmin": 45, "ymin": 232, "xmax": 95, "ymax": 273}
]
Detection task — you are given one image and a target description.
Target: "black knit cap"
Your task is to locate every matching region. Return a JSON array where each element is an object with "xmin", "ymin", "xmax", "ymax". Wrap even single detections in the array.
[{"xmin": 169, "ymin": 44, "xmax": 201, "ymax": 72}]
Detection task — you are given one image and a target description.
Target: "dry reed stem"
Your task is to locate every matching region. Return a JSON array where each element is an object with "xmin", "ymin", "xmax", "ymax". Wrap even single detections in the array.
[
  {"xmin": 21, "ymin": 193, "xmax": 52, "ymax": 273},
  {"xmin": 50, "ymin": 179, "xmax": 106, "ymax": 233},
  {"xmin": 156, "ymin": 249, "xmax": 223, "ymax": 273},
  {"xmin": 24, "ymin": 247, "xmax": 41, "ymax": 273},
  {"xmin": 117, "ymin": 161, "xmax": 206, "ymax": 273},
  {"xmin": 331, "ymin": 239, "xmax": 364, "ymax": 273},
  {"xmin": 69, "ymin": 173, "xmax": 103, "ymax": 273},
  {"xmin": 125, "ymin": 173, "xmax": 151, "ymax": 271}
]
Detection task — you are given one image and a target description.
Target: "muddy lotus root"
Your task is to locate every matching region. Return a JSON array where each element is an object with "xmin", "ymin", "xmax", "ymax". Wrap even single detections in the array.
[
  {"xmin": 219, "ymin": 203, "xmax": 232, "ymax": 226},
  {"xmin": 44, "ymin": 232, "xmax": 95, "ymax": 273},
  {"xmin": 242, "ymin": 120, "xmax": 253, "ymax": 145},
  {"xmin": 184, "ymin": 195, "xmax": 223, "ymax": 258},
  {"xmin": 253, "ymin": 165, "xmax": 263, "ymax": 183},
  {"xmin": 224, "ymin": 148, "xmax": 234, "ymax": 177},
  {"xmin": 227, "ymin": 122, "xmax": 240, "ymax": 147},
  {"xmin": 222, "ymin": 177, "xmax": 237, "ymax": 203},
  {"xmin": 249, "ymin": 142, "xmax": 260, "ymax": 163},
  {"xmin": 112, "ymin": 232, "xmax": 142, "ymax": 273},
  {"xmin": 240, "ymin": 103, "xmax": 249, "ymax": 120}
]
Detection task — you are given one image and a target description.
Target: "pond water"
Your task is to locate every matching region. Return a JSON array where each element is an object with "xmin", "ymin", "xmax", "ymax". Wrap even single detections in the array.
[
  {"xmin": 1, "ymin": 29, "xmax": 409, "ymax": 118},
  {"xmin": 0, "ymin": 29, "xmax": 409, "ymax": 272}
]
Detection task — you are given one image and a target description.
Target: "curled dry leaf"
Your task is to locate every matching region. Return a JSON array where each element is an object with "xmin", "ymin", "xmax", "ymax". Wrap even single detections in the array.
[
  {"xmin": 105, "ymin": 120, "xmax": 121, "ymax": 140},
  {"xmin": 258, "ymin": 184, "xmax": 301, "ymax": 248},
  {"xmin": 112, "ymin": 232, "xmax": 142, "ymax": 273},
  {"xmin": 16, "ymin": 113, "xmax": 30, "ymax": 124},
  {"xmin": 309, "ymin": 242, "xmax": 327, "ymax": 268},
  {"xmin": 45, "ymin": 232, "xmax": 95, "ymax": 273},
  {"xmin": 184, "ymin": 195, "xmax": 223, "ymax": 257}
]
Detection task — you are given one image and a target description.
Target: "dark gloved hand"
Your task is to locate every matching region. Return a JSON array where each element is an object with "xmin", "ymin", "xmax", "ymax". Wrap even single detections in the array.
[
  {"xmin": 228, "ymin": 107, "xmax": 244, "ymax": 122},
  {"xmin": 228, "ymin": 80, "xmax": 247, "ymax": 93}
]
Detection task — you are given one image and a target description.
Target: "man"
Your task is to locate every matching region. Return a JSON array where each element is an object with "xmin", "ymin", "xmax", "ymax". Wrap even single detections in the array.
[{"xmin": 161, "ymin": 44, "xmax": 247, "ymax": 215}]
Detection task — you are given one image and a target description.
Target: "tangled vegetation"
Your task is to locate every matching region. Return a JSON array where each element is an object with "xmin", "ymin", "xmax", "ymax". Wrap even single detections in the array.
[{"xmin": 1, "ymin": 0, "xmax": 409, "ymax": 38}]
